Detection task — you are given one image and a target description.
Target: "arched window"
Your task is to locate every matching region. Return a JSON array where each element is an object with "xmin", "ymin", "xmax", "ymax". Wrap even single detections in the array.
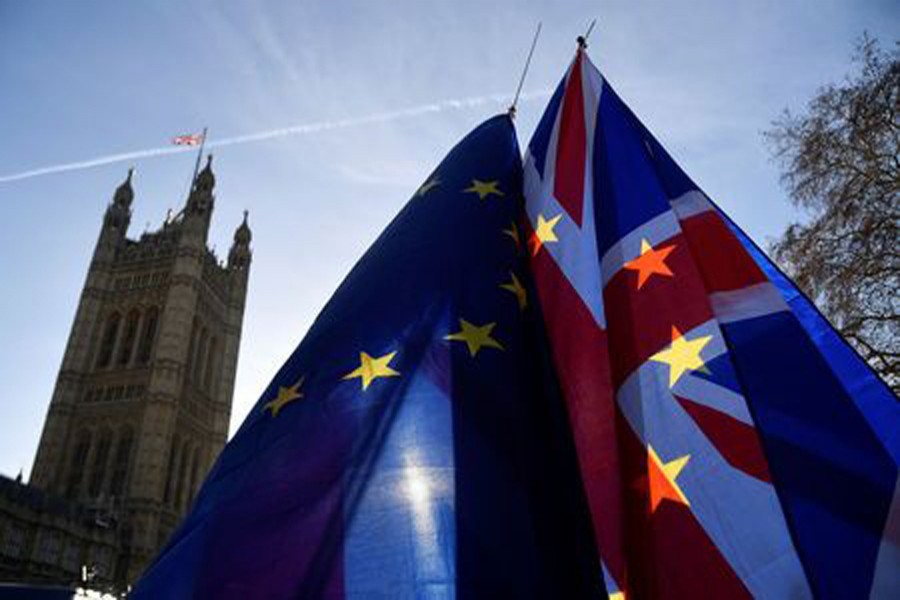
[
  {"xmin": 203, "ymin": 336, "xmax": 218, "ymax": 390},
  {"xmin": 193, "ymin": 328, "xmax": 208, "ymax": 384},
  {"xmin": 185, "ymin": 319, "xmax": 199, "ymax": 379},
  {"xmin": 174, "ymin": 442, "xmax": 190, "ymax": 509},
  {"xmin": 109, "ymin": 427, "xmax": 134, "ymax": 497},
  {"xmin": 66, "ymin": 430, "xmax": 92, "ymax": 497},
  {"xmin": 117, "ymin": 309, "xmax": 141, "ymax": 366},
  {"xmin": 88, "ymin": 429, "xmax": 113, "ymax": 498},
  {"xmin": 96, "ymin": 313, "xmax": 121, "ymax": 368},
  {"xmin": 163, "ymin": 436, "xmax": 180, "ymax": 504},
  {"xmin": 187, "ymin": 446, "xmax": 202, "ymax": 508},
  {"xmin": 136, "ymin": 307, "xmax": 159, "ymax": 365}
]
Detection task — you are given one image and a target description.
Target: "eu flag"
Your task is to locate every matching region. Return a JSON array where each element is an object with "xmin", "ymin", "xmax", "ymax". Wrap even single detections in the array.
[
  {"xmin": 523, "ymin": 47, "xmax": 899, "ymax": 599},
  {"xmin": 132, "ymin": 115, "xmax": 599, "ymax": 598}
]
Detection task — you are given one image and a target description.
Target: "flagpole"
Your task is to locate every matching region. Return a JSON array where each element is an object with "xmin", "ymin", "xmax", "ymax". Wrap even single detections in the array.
[
  {"xmin": 509, "ymin": 23, "xmax": 542, "ymax": 119},
  {"xmin": 189, "ymin": 127, "xmax": 209, "ymax": 192},
  {"xmin": 577, "ymin": 19, "xmax": 597, "ymax": 49}
]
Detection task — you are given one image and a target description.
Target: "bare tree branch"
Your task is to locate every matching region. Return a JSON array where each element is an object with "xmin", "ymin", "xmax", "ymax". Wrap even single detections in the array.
[{"xmin": 765, "ymin": 35, "xmax": 900, "ymax": 394}]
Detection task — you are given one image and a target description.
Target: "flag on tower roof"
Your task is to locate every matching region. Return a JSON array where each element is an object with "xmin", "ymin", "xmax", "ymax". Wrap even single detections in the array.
[
  {"xmin": 172, "ymin": 132, "xmax": 204, "ymax": 146},
  {"xmin": 522, "ymin": 45, "xmax": 899, "ymax": 599}
]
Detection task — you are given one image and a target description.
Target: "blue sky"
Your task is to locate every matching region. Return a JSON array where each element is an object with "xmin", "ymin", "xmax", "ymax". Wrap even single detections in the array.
[{"xmin": 0, "ymin": 0, "xmax": 897, "ymax": 479}]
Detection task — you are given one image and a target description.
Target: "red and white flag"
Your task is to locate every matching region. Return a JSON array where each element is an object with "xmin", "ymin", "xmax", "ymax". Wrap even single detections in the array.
[{"xmin": 172, "ymin": 132, "xmax": 204, "ymax": 146}]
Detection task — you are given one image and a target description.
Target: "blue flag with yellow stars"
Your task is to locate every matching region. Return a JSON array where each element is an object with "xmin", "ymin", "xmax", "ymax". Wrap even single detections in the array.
[{"xmin": 132, "ymin": 114, "xmax": 600, "ymax": 599}]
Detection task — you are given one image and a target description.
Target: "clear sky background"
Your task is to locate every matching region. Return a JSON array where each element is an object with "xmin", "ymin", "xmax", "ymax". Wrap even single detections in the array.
[{"xmin": 0, "ymin": 1, "xmax": 897, "ymax": 479}]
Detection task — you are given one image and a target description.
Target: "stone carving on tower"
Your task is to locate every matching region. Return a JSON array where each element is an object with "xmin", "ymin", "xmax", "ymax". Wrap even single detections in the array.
[{"xmin": 14, "ymin": 159, "xmax": 251, "ymax": 586}]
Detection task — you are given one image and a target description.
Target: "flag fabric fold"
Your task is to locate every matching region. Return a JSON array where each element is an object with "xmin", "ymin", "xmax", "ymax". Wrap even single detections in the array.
[
  {"xmin": 133, "ymin": 115, "xmax": 599, "ymax": 599},
  {"xmin": 522, "ymin": 48, "xmax": 899, "ymax": 599}
]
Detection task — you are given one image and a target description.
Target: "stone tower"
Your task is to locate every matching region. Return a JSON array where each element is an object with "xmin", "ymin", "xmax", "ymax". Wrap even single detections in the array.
[{"xmin": 28, "ymin": 157, "xmax": 251, "ymax": 582}]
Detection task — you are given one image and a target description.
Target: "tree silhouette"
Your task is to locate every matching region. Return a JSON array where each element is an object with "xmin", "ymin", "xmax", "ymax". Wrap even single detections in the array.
[{"xmin": 766, "ymin": 35, "xmax": 899, "ymax": 393}]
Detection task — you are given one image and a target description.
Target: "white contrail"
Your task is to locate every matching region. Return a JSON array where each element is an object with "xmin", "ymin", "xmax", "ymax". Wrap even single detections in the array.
[{"xmin": 0, "ymin": 91, "xmax": 550, "ymax": 184}]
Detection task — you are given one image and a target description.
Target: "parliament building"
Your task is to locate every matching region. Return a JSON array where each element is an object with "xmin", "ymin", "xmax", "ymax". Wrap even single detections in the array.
[{"xmin": 0, "ymin": 158, "xmax": 251, "ymax": 590}]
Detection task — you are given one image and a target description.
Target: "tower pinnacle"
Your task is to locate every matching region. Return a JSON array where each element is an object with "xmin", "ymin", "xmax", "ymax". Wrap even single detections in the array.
[
  {"xmin": 229, "ymin": 210, "xmax": 252, "ymax": 269},
  {"xmin": 195, "ymin": 154, "xmax": 215, "ymax": 193},
  {"xmin": 114, "ymin": 168, "xmax": 134, "ymax": 207},
  {"xmin": 185, "ymin": 154, "xmax": 215, "ymax": 224},
  {"xmin": 104, "ymin": 168, "xmax": 134, "ymax": 232}
]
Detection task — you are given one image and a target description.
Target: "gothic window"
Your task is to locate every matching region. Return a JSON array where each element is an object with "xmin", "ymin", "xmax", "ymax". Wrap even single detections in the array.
[
  {"xmin": 109, "ymin": 427, "xmax": 134, "ymax": 497},
  {"xmin": 186, "ymin": 318, "xmax": 199, "ymax": 380},
  {"xmin": 117, "ymin": 309, "xmax": 140, "ymax": 366},
  {"xmin": 174, "ymin": 442, "xmax": 190, "ymax": 509},
  {"xmin": 203, "ymin": 336, "xmax": 218, "ymax": 390},
  {"xmin": 193, "ymin": 328, "xmax": 209, "ymax": 384},
  {"xmin": 163, "ymin": 436, "xmax": 180, "ymax": 504},
  {"xmin": 88, "ymin": 429, "xmax": 113, "ymax": 498},
  {"xmin": 2, "ymin": 524, "xmax": 26, "ymax": 558},
  {"xmin": 187, "ymin": 446, "xmax": 201, "ymax": 506},
  {"xmin": 62, "ymin": 541, "xmax": 81, "ymax": 572},
  {"xmin": 92, "ymin": 545, "xmax": 112, "ymax": 577},
  {"xmin": 37, "ymin": 531, "xmax": 61, "ymax": 564},
  {"xmin": 136, "ymin": 307, "xmax": 159, "ymax": 365},
  {"xmin": 66, "ymin": 430, "xmax": 91, "ymax": 496},
  {"xmin": 96, "ymin": 312, "xmax": 121, "ymax": 368}
]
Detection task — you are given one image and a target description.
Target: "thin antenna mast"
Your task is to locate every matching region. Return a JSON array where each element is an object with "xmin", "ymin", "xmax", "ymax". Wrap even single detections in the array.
[{"xmin": 509, "ymin": 22, "xmax": 542, "ymax": 118}]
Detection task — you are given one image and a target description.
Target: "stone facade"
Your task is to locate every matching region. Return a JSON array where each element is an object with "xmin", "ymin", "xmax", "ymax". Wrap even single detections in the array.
[
  {"xmin": 0, "ymin": 158, "xmax": 251, "ymax": 589},
  {"xmin": 0, "ymin": 474, "xmax": 117, "ymax": 587}
]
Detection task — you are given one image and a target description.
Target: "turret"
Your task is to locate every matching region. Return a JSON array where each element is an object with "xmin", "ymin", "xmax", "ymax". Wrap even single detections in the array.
[
  {"xmin": 181, "ymin": 155, "xmax": 215, "ymax": 240},
  {"xmin": 228, "ymin": 210, "xmax": 252, "ymax": 269},
  {"xmin": 103, "ymin": 168, "xmax": 134, "ymax": 234},
  {"xmin": 186, "ymin": 155, "xmax": 215, "ymax": 216}
]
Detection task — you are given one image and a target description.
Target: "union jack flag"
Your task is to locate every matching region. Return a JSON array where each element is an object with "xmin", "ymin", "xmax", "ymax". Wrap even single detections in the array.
[
  {"xmin": 172, "ymin": 132, "xmax": 204, "ymax": 146},
  {"xmin": 523, "ymin": 48, "xmax": 899, "ymax": 599}
]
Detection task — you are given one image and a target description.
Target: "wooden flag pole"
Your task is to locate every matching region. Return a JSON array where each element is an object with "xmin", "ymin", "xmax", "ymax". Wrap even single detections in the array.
[{"xmin": 509, "ymin": 22, "xmax": 542, "ymax": 119}]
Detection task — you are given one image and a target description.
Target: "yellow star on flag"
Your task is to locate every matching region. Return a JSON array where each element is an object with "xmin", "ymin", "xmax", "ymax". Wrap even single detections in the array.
[
  {"xmin": 464, "ymin": 179, "xmax": 504, "ymax": 200},
  {"xmin": 343, "ymin": 350, "xmax": 401, "ymax": 390},
  {"xmin": 500, "ymin": 272, "xmax": 527, "ymax": 310},
  {"xmin": 502, "ymin": 222, "xmax": 521, "ymax": 249},
  {"xmin": 529, "ymin": 213, "xmax": 562, "ymax": 256},
  {"xmin": 650, "ymin": 326, "xmax": 712, "ymax": 388},
  {"xmin": 623, "ymin": 239, "xmax": 676, "ymax": 289},
  {"xmin": 416, "ymin": 177, "xmax": 440, "ymax": 197},
  {"xmin": 264, "ymin": 375, "xmax": 305, "ymax": 417},
  {"xmin": 647, "ymin": 445, "xmax": 691, "ymax": 512},
  {"xmin": 445, "ymin": 319, "xmax": 504, "ymax": 357}
]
